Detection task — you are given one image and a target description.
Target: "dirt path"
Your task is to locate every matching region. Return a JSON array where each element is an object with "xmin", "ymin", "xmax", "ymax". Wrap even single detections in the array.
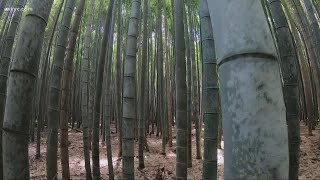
[{"xmin": 29, "ymin": 124, "xmax": 319, "ymax": 179}]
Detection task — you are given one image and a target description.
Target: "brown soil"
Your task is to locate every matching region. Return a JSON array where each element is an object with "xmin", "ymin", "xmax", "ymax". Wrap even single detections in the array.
[
  {"xmin": 298, "ymin": 124, "xmax": 320, "ymax": 180},
  {"xmin": 29, "ymin": 124, "xmax": 320, "ymax": 179}
]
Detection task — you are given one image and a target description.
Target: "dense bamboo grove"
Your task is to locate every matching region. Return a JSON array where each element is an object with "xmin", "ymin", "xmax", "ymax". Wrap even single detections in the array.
[{"xmin": 0, "ymin": 0, "xmax": 320, "ymax": 179}]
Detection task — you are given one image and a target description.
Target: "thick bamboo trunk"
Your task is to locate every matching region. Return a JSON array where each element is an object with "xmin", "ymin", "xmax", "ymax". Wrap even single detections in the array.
[
  {"xmin": 0, "ymin": 0, "xmax": 26, "ymax": 177},
  {"xmin": 208, "ymin": 0, "xmax": 289, "ymax": 178},
  {"xmin": 174, "ymin": 0, "xmax": 188, "ymax": 178},
  {"xmin": 62, "ymin": 0, "xmax": 87, "ymax": 178},
  {"xmin": 46, "ymin": 0, "xmax": 76, "ymax": 178},
  {"xmin": 36, "ymin": 0, "xmax": 62, "ymax": 158},
  {"xmin": 122, "ymin": 0, "xmax": 141, "ymax": 178},
  {"xmin": 2, "ymin": 0, "xmax": 54, "ymax": 179},
  {"xmin": 58, "ymin": 0, "xmax": 77, "ymax": 178},
  {"xmin": 199, "ymin": 0, "xmax": 220, "ymax": 178},
  {"xmin": 183, "ymin": 5, "xmax": 192, "ymax": 168},
  {"xmin": 138, "ymin": 0, "xmax": 149, "ymax": 169},
  {"xmin": 266, "ymin": 0, "xmax": 301, "ymax": 179}
]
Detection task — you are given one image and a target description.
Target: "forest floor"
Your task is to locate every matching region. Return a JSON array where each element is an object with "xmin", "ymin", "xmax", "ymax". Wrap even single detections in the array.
[{"xmin": 29, "ymin": 123, "xmax": 320, "ymax": 180}]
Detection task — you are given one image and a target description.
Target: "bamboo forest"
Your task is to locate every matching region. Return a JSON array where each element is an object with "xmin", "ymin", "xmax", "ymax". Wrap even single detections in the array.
[{"xmin": 1, "ymin": 0, "xmax": 320, "ymax": 179}]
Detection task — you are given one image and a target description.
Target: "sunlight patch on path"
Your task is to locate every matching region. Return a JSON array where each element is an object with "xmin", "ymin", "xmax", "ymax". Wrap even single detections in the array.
[{"xmin": 218, "ymin": 149, "xmax": 224, "ymax": 165}]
